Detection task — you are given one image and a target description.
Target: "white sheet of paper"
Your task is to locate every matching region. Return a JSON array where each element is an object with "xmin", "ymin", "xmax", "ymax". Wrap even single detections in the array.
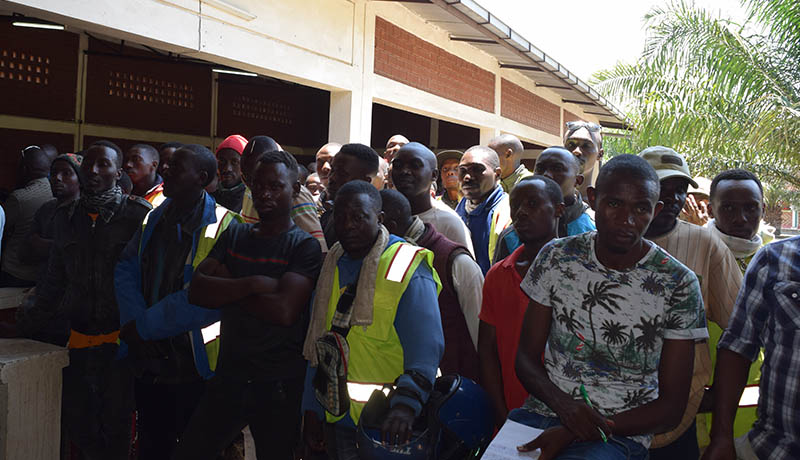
[{"xmin": 482, "ymin": 419, "xmax": 544, "ymax": 460}]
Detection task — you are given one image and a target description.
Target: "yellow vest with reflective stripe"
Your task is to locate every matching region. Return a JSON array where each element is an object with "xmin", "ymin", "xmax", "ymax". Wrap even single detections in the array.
[
  {"xmin": 488, "ymin": 195, "xmax": 511, "ymax": 265},
  {"xmin": 324, "ymin": 241, "xmax": 441, "ymax": 424},
  {"xmin": 195, "ymin": 205, "xmax": 240, "ymax": 371},
  {"xmin": 139, "ymin": 203, "xmax": 241, "ymax": 371}
]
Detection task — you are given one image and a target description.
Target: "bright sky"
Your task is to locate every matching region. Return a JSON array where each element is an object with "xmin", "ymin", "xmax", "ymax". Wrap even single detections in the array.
[{"xmin": 484, "ymin": 0, "xmax": 747, "ymax": 82}]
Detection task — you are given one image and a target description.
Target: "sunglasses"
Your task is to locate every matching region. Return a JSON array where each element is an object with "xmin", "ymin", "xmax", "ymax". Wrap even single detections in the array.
[
  {"xmin": 565, "ymin": 121, "xmax": 602, "ymax": 133},
  {"xmin": 21, "ymin": 145, "xmax": 41, "ymax": 158}
]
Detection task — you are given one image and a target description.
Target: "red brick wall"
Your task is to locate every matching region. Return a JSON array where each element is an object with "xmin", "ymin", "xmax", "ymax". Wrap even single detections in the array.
[
  {"xmin": 781, "ymin": 209, "xmax": 794, "ymax": 229},
  {"xmin": 374, "ymin": 17, "xmax": 494, "ymax": 113},
  {"xmin": 501, "ymin": 79, "xmax": 560, "ymax": 136},
  {"xmin": 563, "ymin": 110, "xmax": 583, "ymax": 124},
  {"xmin": 563, "ymin": 110, "xmax": 584, "ymax": 136}
]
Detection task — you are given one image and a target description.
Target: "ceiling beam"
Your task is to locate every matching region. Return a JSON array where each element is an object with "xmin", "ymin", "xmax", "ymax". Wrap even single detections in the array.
[
  {"xmin": 499, "ymin": 63, "xmax": 542, "ymax": 71},
  {"xmin": 535, "ymin": 83, "xmax": 571, "ymax": 90},
  {"xmin": 449, "ymin": 35, "xmax": 496, "ymax": 44}
]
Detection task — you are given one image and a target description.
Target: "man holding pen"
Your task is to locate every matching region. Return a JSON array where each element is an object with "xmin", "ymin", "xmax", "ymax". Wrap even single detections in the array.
[{"xmin": 511, "ymin": 155, "xmax": 708, "ymax": 460}]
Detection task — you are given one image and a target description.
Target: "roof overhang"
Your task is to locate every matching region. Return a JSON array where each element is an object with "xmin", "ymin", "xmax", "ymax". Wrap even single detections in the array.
[{"xmin": 386, "ymin": 0, "xmax": 629, "ymax": 130}]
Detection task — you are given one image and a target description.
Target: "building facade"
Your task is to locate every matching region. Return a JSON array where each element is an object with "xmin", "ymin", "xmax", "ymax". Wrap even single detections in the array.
[{"xmin": 0, "ymin": 0, "xmax": 624, "ymax": 191}]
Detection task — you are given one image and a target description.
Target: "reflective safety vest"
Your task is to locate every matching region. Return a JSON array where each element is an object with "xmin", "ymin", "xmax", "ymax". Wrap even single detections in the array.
[
  {"xmin": 698, "ymin": 323, "xmax": 763, "ymax": 447},
  {"xmin": 324, "ymin": 241, "xmax": 441, "ymax": 424},
  {"xmin": 487, "ymin": 195, "xmax": 511, "ymax": 266},
  {"xmin": 240, "ymin": 187, "xmax": 259, "ymax": 224},
  {"xmin": 144, "ymin": 182, "xmax": 166, "ymax": 208},
  {"xmin": 139, "ymin": 203, "xmax": 241, "ymax": 372}
]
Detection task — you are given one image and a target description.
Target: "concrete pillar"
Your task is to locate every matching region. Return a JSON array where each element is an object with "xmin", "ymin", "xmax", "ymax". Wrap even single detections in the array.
[
  {"xmin": 429, "ymin": 118, "xmax": 439, "ymax": 149},
  {"xmin": 326, "ymin": 0, "xmax": 375, "ymax": 146},
  {"xmin": 0, "ymin": 338, "xmax": 69, "ymax": 460},
  {"xmin": 328, "ymin": 90, "xmax": 357, "ymax": 144},
  {"xmin": 479, "ymin": 127, "xmax": 500, "ymax": 145},
  {"xmin": 327, "ymin": 88, "xmax": 374, "ymax": 145}
]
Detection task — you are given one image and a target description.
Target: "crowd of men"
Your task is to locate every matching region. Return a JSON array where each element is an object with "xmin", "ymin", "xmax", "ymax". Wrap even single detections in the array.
[{"xmin": 0, "ymin": 119, "xmax": 796, "ymax": 460}]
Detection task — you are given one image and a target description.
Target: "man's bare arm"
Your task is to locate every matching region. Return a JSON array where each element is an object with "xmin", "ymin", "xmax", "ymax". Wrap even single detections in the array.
[
  {"xmin": 187, "ymin": 258, "xmax": 274, "ymax": 308},
  {"xmin": 238, "ymin": 272, "xmax": 315, "ymax": 327},
  {"xmin": 478, "ymin": 321, "xmax": 509, "ymax": 428},
  {"xmin": 701, "ymin": 349, "xmax": 751, "ymax": 460}
]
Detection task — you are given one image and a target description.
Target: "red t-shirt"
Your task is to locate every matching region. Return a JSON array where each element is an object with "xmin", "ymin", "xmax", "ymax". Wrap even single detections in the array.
[{"xmin": 479, "ymin": 245, "xmax": 530, "ymax": 412}]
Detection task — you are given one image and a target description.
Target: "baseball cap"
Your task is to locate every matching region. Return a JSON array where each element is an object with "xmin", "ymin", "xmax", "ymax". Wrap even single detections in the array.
[
  {"xmin": 638, "ymin": 146, "xmax": 698, "ymax": 188},
  {"xmin": 687, "ymin": 176, "xmax": 711, "ymax": 199},
  {"xmin": 216, "ymin": 134, "xmax": 248, "ymax": 156},
  {"xmin": 436, "ymin": 150, "xmax": 463, "ymax": 170}
]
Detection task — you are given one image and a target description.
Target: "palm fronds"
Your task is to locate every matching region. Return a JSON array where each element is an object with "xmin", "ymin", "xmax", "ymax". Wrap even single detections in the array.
[{"xmin": 592, "ymin": 0, "xmax": 800, "ymax": 187}]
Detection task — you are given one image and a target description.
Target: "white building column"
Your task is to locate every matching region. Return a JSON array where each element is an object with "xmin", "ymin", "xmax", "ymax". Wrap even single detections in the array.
[
  {"xmin": 328, "ymin": 91, "xmax": 356, "ymax": 144},
  {"xmin": 328, "ymin": 88, "xmax": 374, "ymax": 145},
  {"xmin": 480, "ymin": 127, "xmax": 500, "ymax": 145},
  {"xmin": 328, "ymin": 0, "xmax": 374, "ymax": 145}
]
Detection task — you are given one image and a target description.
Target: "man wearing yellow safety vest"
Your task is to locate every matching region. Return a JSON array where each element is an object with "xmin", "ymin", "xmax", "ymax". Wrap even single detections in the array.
[
  {"xmin": 115, "ymin": 144, "xmax": 241, "ymax": 460},
  {"xmin": 699, "ymin": 169, "xmax": 771, "ymax": 452},
  {"xmin": 13, "ymin": 141, "xmax": 152, "ymax": 459},
  {"xmin": 301, "ymin": 180, "xmax": 444, "ymax": 460},
  {"xmin": 455, "ymin": 145, "xmax": 511, "ymax": 274},
  {"xmin": 174, "ymin": 150, "xmax": 322, "ymax": 459}
]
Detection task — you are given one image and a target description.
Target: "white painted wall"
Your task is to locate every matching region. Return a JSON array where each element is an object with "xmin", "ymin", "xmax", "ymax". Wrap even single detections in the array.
[{"xmin": 2, "ymin": 0, "xmax": 603, "ymax": 147}]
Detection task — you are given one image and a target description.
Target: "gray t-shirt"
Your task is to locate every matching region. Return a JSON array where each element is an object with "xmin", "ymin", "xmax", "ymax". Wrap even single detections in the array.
[
  {"xmin": 207, "ymin": 222, "xmax": 322, "ymax": 382},
  {"xmin": 2, "ymin": 178, "xmax": 52, "ymax": 281}
]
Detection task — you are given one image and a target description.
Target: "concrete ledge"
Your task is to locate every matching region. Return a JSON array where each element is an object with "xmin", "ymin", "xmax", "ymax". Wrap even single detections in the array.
[
  {"xmin": 0, "ymin": 338, "xmax": 69, "ymax": 460},
  {"xmin": 0, "ymin": 288, "xmax": 29, "ymax": 311}
]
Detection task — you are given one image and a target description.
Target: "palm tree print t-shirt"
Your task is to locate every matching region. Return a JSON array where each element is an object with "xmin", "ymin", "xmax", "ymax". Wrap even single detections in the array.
[{"xmin": 519, "ymin": 231, "xmax": 708, "ymax": 448}]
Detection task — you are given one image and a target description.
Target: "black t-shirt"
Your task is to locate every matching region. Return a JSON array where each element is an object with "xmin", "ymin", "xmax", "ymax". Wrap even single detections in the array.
[{"xmin": 207, "ymin": 221, "xmax": 322, "ymax": 382}]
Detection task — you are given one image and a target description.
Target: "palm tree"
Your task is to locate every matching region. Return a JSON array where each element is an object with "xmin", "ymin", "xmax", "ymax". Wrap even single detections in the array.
[
  {"xmin": 600, "ymin": 319, "xmax": 628, "ymax": 374},
  {"xmin": 593, "ymin": 0, "xmax": 800, "ymax": 190},
  {"xmin": 556, "ymin": 308, "xmax": 581, "ymax": 334},
  {"xmin": 623, "ymin": 388, "xmax": 656, "ymax": 409},
  {"xmin": 581, "ymin": 281, "xmax": 625, "ymax": 349},
  {"xmin": 548, "ymin": 285, "xmax": 564, "ymax": 308},
  {"xmin": 634, "ymin": 315, "xmax": 661, "ymax": 372}
]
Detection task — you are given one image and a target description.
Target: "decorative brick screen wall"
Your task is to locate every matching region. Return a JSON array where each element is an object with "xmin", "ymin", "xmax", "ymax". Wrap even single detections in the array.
[
  {"xmin": 217, "ymin": 74, "xmax": 329, "ymax": 148},
  {"xmin": 371, "ymin": 103, "xmax": 430, "ymax": 150},
  {"xmin": 85, "ymin": 38, "xmax": 212, "ymax": 136},
  {"xmin": 501, "ymin": 79, "xmax": 560, "ymax": 136},
  {"xmin": 0, "ymin": 22, "xmax": 78, "ymax": 121},
  {"xmin": 563, "ymin": 110, "xmax": 583, "ymax": 125},
  {"xmin": 438, "ymin": 119, "xmax": 479, "ymax": 149},
  {"xmin": 374, "ymin": 17, "xmax": 494, "ymax": 113}
]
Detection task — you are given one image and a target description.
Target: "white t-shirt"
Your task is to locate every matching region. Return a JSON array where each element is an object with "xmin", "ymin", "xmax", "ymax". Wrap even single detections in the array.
[
  {"xmin": 450, "ymin": 252, "xmax": 484, "ymax": 349},
  {"xmin": 519, "ymin": 232, "xmax": 707, "ymax": 448},
  {"xmin": 417, "ymin": 199, "xmax": 474, "ymax": 256}
]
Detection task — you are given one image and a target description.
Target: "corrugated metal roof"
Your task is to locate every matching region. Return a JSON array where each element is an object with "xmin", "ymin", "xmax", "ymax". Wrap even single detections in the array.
[{"xmin": 396, "ymin": 0, "xmax": 628, "ymax": 129}]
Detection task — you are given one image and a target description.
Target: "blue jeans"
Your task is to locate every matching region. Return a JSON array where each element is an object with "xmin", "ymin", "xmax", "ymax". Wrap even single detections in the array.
[
  {"xmin": 648, "ymin": 419, "xmax": 699, "ymax": 460},
  {"xmin": 508, "ymin": 408, "xmax": 650, "ymax": 460},
  {"xmin": 324, "ymin": 423, "xmax": 360, "ymax": 460}
]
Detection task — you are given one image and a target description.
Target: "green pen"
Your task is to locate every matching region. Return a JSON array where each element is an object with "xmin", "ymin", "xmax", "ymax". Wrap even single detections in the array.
[{"xmin": 580, "ymin": 384, "xmax": 608, "ymax": 443}]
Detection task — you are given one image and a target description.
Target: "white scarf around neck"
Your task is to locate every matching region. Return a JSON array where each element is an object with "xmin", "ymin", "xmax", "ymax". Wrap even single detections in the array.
[
  {"xmin": 302, "ymin": 225, "xmax": 390, "ymax": 365},
  {"xmin": 708, "ymin": 219, "xmax": 762, "ymax": 259}
]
